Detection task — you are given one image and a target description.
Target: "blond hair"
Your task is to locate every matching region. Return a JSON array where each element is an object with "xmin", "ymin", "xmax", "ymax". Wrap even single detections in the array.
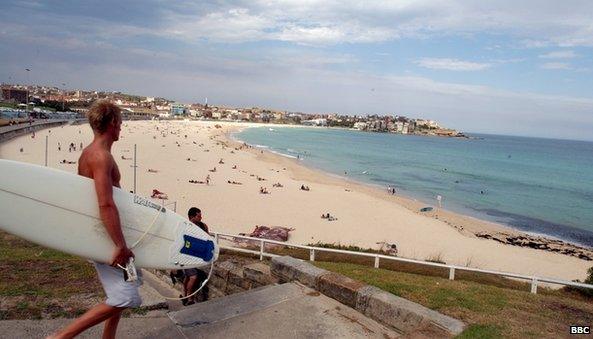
[{"xmin": 87, "ymin": 100, "xmax": 121, "ymax": 133}]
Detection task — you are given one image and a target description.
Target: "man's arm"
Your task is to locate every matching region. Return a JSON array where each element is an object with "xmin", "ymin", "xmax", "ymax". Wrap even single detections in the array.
[{"xmin": 92, "ymin": 153, "xmax": 133, "ymax": 266}]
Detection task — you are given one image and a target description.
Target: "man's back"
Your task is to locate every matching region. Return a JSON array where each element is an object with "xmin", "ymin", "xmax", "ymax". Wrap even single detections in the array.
[{"xmin": 78, "ymin": 144, "xmax": 121, "ymax": 188}]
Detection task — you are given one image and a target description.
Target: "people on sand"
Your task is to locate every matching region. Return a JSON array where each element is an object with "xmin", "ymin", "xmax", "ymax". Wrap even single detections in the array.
[
  {"xmin": 300, "ymin": 185, "xmax": 310, "ymax": 191},
  {"xmin": 180, "ymin": 207, "xmax": 210, "ymax": 305},
  {"xmin": 49, "ymin": 101, "xmax": 141, "ymax": 339},
  {"xmin": 321, "ymin": 213, "xmax": 337, "ymax": 221},
  {"xmin": 259, "ymin": 187, "xmax": 270, "ymax": 194},
  {"xmin": 151, "ymin": 189, "xmax": 168, "ymax": 199}
]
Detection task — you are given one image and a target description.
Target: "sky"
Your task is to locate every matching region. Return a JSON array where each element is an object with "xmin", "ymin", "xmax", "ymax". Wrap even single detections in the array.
[{"xmin": 1, "ymin": 1, "xmax": 593, "ymax": 140}]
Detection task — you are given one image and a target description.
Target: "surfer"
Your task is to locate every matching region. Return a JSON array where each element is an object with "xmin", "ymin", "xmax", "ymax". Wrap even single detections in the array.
[{"xmin": 50, "ymin": 101, "xmax": 140, "ymax": 339}]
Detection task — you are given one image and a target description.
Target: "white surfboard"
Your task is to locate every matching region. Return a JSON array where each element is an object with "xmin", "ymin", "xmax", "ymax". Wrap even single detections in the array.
[{"xmin": 0, "ymin": 159, "xmax": 219, "ymax": 269}]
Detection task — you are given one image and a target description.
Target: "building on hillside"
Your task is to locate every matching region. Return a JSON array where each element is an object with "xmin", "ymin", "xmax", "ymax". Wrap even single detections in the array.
[
  {"xmin": 353, "ymin": 122, "xmax": 367, "ymax": 130},
  {"xmin": 1, "ymin": 87, "xmax": 28, "ymax": 104},
  {"xmin": 273, "ymin": 111, "xmax": 285, "ymax": 120},
  {"xmin": 301, "ymin": 118, "xmax": 327, "ymax": 126},
  {"xmin": 415, "ymin": 119, "xmax": 439, "ymax": 129},
  {"xmin": 170, "ymin": 103, "xmax": 186, "ymax": 115}
]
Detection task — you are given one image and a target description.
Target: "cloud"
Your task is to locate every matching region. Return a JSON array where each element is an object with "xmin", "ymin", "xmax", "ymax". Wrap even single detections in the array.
[
  {"xmin": 539, "ymin": 50, "xmax": 578, "ymax": 59},
  {"xmin": 540, "ymin": 62, "xmax": 572, "ymax": 70},
  {"xmin": 2, "ymin": 0, "xmax": 593, "ymax": 141},
  {"xmin": 3, "ymin": 0, "xmax": 593, "ymax": 47},
  {"xmin": 415, "ymin": 58, "xmax": 492, "ymax": 71}
]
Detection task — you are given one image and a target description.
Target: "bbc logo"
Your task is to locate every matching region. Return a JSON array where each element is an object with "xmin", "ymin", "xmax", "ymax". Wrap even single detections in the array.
[{"xmin": 570, "ymin": 326, "xmax": 590, "ymax": 334}]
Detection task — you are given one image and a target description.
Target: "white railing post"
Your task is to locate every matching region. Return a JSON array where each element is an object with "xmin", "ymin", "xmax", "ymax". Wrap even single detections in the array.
[
  {"xmin": 310, "ymin": 249, "xmax": 315, "ymax": 261},
  {"xmin": 133, "ymin": 144, "xmax": 137, "ymax": 194},
  {"xmin": 259, "ymin": 239, "xmax": 264, "ymax": 260},
  {"xmin": 214, "ymin": 233, "xmax": 219, "ymax": 245},
  {"xmin": 531, "ymin": 278, "xmax": 538, "ymax": 294},
  {"xmin": 374, "ymin": 255, "xmax": 380, "ymax": 268},
  {"xmin": 449, "ymin": 267, "xmax": 455, "ymax": 280},
  {"xmin": 44, "ymin": 135, "xmax": 48, "ymax": 166}
]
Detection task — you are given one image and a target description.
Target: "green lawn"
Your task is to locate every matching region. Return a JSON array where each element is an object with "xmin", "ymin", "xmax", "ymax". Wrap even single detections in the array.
[
  {"xmin": 314, "ymin": 261, "xmax": 593, "ymax": 338},
  {"xmin": 0, "ymin": 232, "xmax": 102, "ymax": 319}
]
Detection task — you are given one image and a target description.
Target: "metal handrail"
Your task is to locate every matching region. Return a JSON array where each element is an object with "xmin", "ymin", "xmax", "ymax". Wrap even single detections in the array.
[{"xmin": 212, "ymin": 231, "xmax": 593, "ymax": 294}]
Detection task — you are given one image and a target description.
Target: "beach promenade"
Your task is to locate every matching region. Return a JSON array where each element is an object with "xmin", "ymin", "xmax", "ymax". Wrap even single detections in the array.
[{"xmin": 0, "ymin": 120, "xmax": 590, "ymax": 282}]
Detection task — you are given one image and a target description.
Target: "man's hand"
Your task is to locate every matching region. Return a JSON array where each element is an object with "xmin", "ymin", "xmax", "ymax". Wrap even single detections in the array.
[{"xmin": 111, "ymin": 246, "xmax": 134, "ymax": 267}]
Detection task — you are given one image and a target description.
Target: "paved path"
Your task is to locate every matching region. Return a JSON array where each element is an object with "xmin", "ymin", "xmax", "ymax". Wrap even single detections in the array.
[
  {"xmin": 170, "ymin": 282, "xmax": 400, "ymax": 338},
  {"xmin": 0, "ymin": 313, "xmax": 182, "ymax": 339},
  {"xmin": 0, "ymin": 283, "xmax": 401, "ymax": 338}
]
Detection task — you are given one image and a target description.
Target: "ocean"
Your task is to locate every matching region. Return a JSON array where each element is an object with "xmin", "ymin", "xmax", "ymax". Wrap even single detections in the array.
[{"xmin": 235, "ymin": 126, "xmax": 593, "ymax": 248}]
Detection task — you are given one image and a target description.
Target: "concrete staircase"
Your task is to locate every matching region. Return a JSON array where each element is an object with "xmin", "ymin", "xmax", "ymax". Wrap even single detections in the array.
[{"xmin": 168, "ymin": 282, "xmax": 401, "ymax": 338}]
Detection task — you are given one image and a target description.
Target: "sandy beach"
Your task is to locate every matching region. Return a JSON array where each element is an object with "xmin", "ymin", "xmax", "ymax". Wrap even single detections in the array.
[{"xmin": 1, "ymin": 120, "xmax": 591, "ymax": 282}]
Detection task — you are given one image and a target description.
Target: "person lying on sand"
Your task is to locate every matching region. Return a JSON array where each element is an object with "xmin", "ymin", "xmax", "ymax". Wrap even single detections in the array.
[
  {"xmin": 189, "ymin": 180, "xmax": 206, "ymax": 184},
  {"xmin": 257, "ymin": 176, "xmax": 266, "ymax": 181},
  {"xmin": 232, "ymin": 165, "xmax": 237, "ymax": 169},
  {"xmin": 227, "ymin": 180, "xmax": 242, "ymax": 185},
  {"xmin": 151, "ymin": 189, "xmax": 168, "ymax": 199},
  {"xmin": 300, "ymin": 185, "xmax": 310, "ymax": 191},
  {"xmin": 60, "ymin": 159, "xmax": 77, "ymax": 164},
  {"xmin": 121, "ymin": 155, "xmax": 131, "ymax": 160},
  {"xmin": 209, "ymin": 167, "xmax": 216, "ymax": 172},
  {"xmin": 376, "ymin": 242, "xmax": 398, "ymax": 256},
  {"xmin": 273, "ymin": 183, "xmax": 283, "ymax": 188},
  {"xmin": 147, "ymin": 168, "xmax": 158, "ymax": 173}
]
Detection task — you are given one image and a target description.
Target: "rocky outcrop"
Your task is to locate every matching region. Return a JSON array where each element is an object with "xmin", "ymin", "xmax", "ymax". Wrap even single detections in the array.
[{"xmin": 475, "ymin": 232, "xmax": 593, "ymax": 261}]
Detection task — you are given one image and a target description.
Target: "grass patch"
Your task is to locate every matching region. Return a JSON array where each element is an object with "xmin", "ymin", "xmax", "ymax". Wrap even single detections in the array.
[
  {"xmin": 0, "ymin": 231, "xmax": 103, "ymax": 319},
  {"xmin": 223, "ymin": 241, "xmax": 561, "ymax": 295},
  {"xmin": 313, "ymin": 261, "xmax": 593, "ymax": 338},
  {"xmin": 457, "ymin": 324, "xmax": 502, "ymax": 338}
]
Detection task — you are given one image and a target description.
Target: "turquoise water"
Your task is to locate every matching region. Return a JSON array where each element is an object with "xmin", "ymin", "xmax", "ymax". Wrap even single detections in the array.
[{"xmin": 236, "ymin": 127, "xmax": 593, "ymax": 247}]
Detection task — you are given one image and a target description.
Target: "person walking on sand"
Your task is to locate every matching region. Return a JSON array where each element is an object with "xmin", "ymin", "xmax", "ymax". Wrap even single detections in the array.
[{"xmin": 48, "ymin": 101, "xmax": 141, "ymax": 339}]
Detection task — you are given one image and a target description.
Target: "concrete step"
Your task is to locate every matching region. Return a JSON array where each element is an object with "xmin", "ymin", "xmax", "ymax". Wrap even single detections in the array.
[
  {"xmin": 169, "ymin": 282, "xmax": 401, "ymax": 338},
  {"xmin": 169, "ymin": 283, "xmax": 298, "ymax": 327},
  {"xmin": 138, "ymin": 281, "xmax": 168, "ymax": 311},
  {"xmin": 0, "ymin": 314, "xmax": 181, "ymax": 339}
]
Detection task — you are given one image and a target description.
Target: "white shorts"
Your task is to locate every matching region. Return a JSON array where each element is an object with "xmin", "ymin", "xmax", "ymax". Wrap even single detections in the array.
[{"xmin": 93, "ymin": 262, "xmax": 143, "ymax": 308}]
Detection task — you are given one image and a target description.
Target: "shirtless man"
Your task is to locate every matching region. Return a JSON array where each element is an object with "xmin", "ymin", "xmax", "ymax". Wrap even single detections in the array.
[{"xmin": 50, "ymin": 101, "xmax": 141, "ymax": 339}]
